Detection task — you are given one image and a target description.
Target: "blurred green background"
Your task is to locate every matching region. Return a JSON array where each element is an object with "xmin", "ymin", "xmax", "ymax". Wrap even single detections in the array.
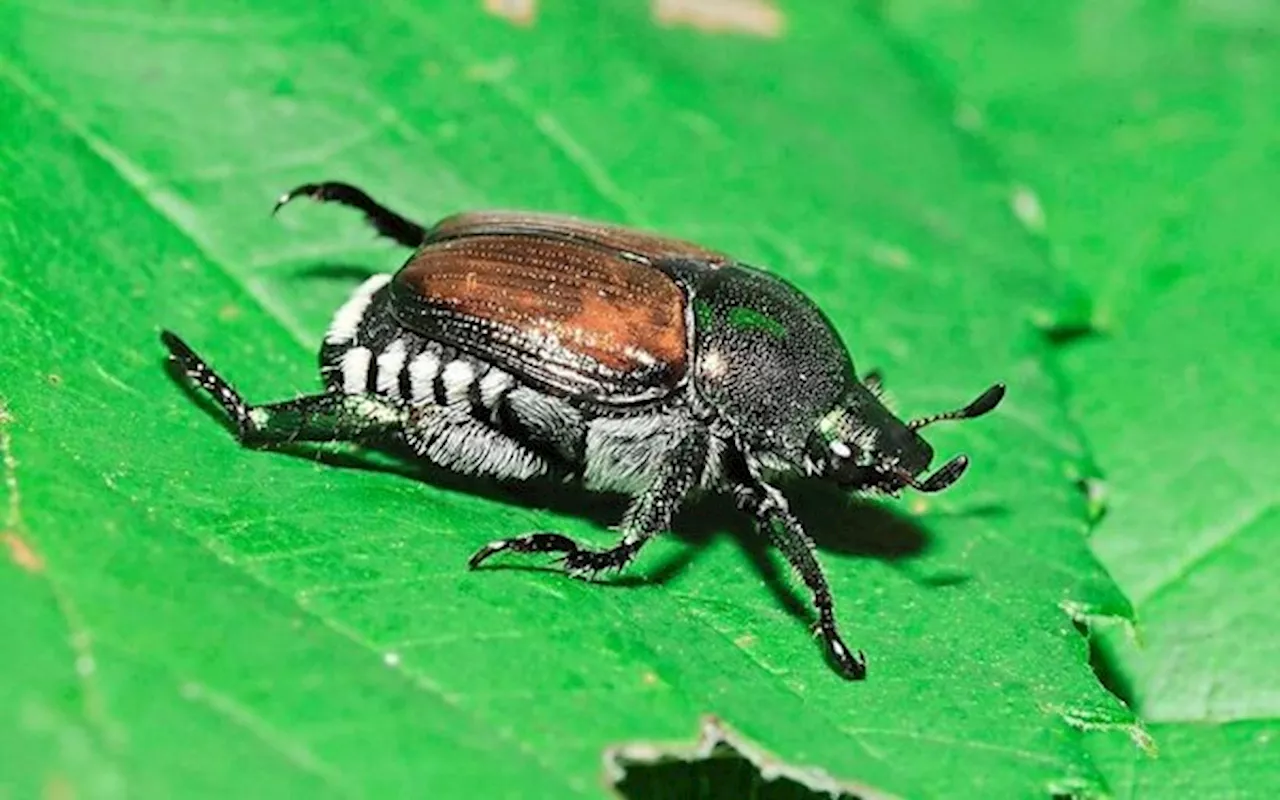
[{"xmin": 1, "ymin": 1, "xmax": 1275, "ymax": 798}]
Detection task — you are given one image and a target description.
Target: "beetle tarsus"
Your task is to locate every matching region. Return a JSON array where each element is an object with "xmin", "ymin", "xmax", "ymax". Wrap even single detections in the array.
[
  {"xmin": 467, "ymin": 532, "xmax": 641, "ymax": 580},
  {"xmin": 467, "ymin": 532, "xmax": 579, "ymax": 569},
  {"xmin": 812, "ymin": 594, "xmax": 867, "ymax": 681},
  {"xmin": 818, "ymin": 614, "xmax": 868, "ymax": 680},
  {"xmin": 161, "ymin": 330, "xmax": 255, "ymax": 440},
  {"xmin": 274, "ymin": 181, "xmax": 428, "ymax": 249},
  {"xmin": 556, "ymin": 542, "xmax": 643, "ymax": 578}
]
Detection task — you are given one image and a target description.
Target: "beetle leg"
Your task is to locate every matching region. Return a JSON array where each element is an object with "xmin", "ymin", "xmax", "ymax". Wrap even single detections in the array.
[
  {"xmin": 163, "ymin": 330, "xmax": 405, "ymax": 445},
  {"xmin": 273, "ymin": 181, "xmax": 428, "ymax": 249},
  {"xmin": 467, "ymin": 532, "xmax": 590, "ymax": 569},
  {"xmin": 469, "ymin": 428, "xmax": 708, "ymax": 579},
  {"xmin": 733, "ymin": 480, "xmax": 867, "ymax": 680}
]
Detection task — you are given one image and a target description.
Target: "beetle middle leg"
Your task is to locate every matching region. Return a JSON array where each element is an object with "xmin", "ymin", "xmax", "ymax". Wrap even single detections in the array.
[
  {"xmin": 162, "ymin": 330, "xmax": 405, "ymax": 445},
  {"xmin": 469, "ymin": 429, "xmax": 709, "ymax": 579},
  {"xmin": 733, "ymin": 480, "xmax": 867, "ymax": 681},
  {"xmin": 273, "ymin": 181, "xmax": 428, "ymax": 249}
]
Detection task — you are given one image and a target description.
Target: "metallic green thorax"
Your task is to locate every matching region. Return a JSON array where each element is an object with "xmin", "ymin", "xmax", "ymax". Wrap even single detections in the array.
[
  {"xmin": 693, "ymin": 299, "xmax": 786, "ymax": 340},
  {"xmin": 727, "ymin": 306, "xmax": 787, "ymax": 339},
  {"xmin": 690, "ymin": 265, "xmax": 853, "ymax": 461},
  {"xmin": 693, "ymin": 298, "xmax": 715, "ymax": 330}
]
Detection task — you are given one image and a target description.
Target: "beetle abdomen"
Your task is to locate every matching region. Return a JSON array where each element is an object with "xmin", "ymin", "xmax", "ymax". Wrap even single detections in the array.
[
  {"xmin": 320, "ymin": 275, "xmax": 505, "ymax": 411},
  {"xmin": 319, "ymin": 275, "xmax": 587, "ymax": 478}
]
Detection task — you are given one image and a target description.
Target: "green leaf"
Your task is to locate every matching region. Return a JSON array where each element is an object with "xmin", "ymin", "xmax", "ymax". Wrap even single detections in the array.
[
  {"xmin": 0, "ymin": 3, "xmax": 1132, "ymax": 797},
  {"xmin": 1087, "ymin": 722, "xmax": 1278, "ymax": 799},
  {"xmin": 0, "ymin": 458, "xmax": 126, "ymax": 800},
  {"xmin": 882, "ymin": 0, "xmax": 1280, "ymax": 796}
]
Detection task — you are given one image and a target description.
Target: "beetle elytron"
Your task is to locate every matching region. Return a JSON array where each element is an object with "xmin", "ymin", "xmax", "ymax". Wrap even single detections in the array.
[{"xmin": 162, "ymin": 182, "xmax": 1005, "ymax": 679}]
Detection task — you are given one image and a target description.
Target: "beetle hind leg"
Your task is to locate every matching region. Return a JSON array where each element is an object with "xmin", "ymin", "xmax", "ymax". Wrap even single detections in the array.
[
  {"xmin": 162, "ymin": 330, "xmax": 406, "ymax": 446},
  {"xmin": 273, "ymin": 181, "xmax": 428, "ymax": 249}
]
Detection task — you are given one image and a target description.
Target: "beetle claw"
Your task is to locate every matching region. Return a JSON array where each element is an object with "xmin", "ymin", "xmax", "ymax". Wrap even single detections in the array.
[
  {"xmin": 812, "ymin": 624, "xmax": 867, "ymax": 680},
  {"xmin": 810, "ymin": 619, "xmax": 866, "ymax": 680},
  {"xmin": 467, "ymin": 532, "xmax": 578, "ymax": 569}
]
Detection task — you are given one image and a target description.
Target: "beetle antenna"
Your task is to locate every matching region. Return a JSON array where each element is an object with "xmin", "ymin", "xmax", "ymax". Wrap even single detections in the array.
[
  {"xmin": 908, "ymin": 383, "xmax": 1006, "ymax": 431},
  {"xmin": 895, "ymin": 455, "xmax": 970, "ymax": 494}
]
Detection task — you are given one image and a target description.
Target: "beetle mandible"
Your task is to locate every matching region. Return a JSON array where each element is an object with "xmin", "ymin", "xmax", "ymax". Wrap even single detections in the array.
[{"xmin": 162, "ymin": 182, "xmax": 1005, "ymax": 680}]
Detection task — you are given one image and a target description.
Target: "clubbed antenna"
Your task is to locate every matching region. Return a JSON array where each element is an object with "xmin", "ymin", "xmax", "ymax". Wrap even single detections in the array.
[
  {"xmin": 895, "ymin": 455, "xmax": 970, "ymax": 493},
  {"xmin": 908, "ymin": 383, "xmax": 1006, "ymax": 431}
]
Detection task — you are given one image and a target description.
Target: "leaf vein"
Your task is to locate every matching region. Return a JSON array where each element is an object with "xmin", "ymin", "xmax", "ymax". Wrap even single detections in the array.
[
  {"xmin": 1135, "ymin": 501, "xmax": 1276, "ymax": 607},
  {"xmin": 387, "ymin": 0, "xmax": 649, "ymax": 225},
  {"xmin": 0, "ymin": 58, "xmax": 314, "ymax": 349}
]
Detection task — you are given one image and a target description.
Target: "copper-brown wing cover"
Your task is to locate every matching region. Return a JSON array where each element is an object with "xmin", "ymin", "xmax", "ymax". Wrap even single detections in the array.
[
  {"xmin": 427, "ymin": 211, "xmax": 733, "ymax": 267},
  {"xmin": 391, "ymin": 214, "xmax": 730, "ymax": 404}
]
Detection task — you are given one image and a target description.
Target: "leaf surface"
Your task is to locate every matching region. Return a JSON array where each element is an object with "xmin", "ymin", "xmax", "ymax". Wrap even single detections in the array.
[
  {"xmin": 882, "ymin": 1, "xmax": 1280, "ymax": 795},
  {"xmin": 0, "ymin": 3, "xmax": 1131, "ymax": 797}
]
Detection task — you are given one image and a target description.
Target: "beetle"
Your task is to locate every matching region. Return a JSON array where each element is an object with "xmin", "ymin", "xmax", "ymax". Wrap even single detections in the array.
[{"xmin": 162, "ymin": 181, "xmax": 1005, "ymax": 680}]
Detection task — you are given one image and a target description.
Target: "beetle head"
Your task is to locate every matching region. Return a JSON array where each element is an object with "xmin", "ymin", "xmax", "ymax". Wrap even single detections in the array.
[{"xmin": 809, "ymin": 381, "xmax": 1005, "ymax": 496}]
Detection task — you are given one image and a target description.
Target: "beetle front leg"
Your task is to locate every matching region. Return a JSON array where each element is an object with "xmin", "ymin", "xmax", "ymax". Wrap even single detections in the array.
[
  {"xmin": 469, "ymin": 428, "xmax": 708, "ymax": 579},
  {"xmin": 734, "ymin": 480, "xmax": 867, "ymax": 680},
  {"xmin": 162, "ymin": 330, "xmax": 405, "ymax": 445},
  {"xmin": 273, "ymin": 181, "xmax": 428, "ymax": 249}
]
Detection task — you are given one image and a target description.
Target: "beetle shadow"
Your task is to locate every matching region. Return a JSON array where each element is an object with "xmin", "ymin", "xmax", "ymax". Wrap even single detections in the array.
[
  {"xmin": 164, "ymin": 357, "xmax": 975, "ymax": 627},
  {"xmin": 666, "ymin": 481, "xmax": 1004, "ymax": 630},
  {"xmin": 786, "ymin": 482, "xmax": 929, "ymax": 559},
  {"xmin": 712, "ymin": 485, "xmax": 939, "ymax": 624},
  {"xmin": 287, "ymin": 262, "xmax": 385, "ymax": 282},
  {"xmin": 609, "ymin": 482, "xmax": 964, "ymax": 627}
]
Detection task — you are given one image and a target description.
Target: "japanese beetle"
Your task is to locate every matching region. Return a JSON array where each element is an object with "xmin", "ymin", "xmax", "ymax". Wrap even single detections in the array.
[{"xmin": 162, "ymin": 182, "xmax": 1005, "ymax": 680}]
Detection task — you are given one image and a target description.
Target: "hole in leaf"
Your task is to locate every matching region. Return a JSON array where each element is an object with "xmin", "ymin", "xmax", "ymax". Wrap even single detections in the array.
[
  {"xmin": 606, "ymin": 716, "xmax": 890, "ymax": 800},
  {"xmin": 1087, "ymin": 627, "xmax": 1138, "ymax": 711}
]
